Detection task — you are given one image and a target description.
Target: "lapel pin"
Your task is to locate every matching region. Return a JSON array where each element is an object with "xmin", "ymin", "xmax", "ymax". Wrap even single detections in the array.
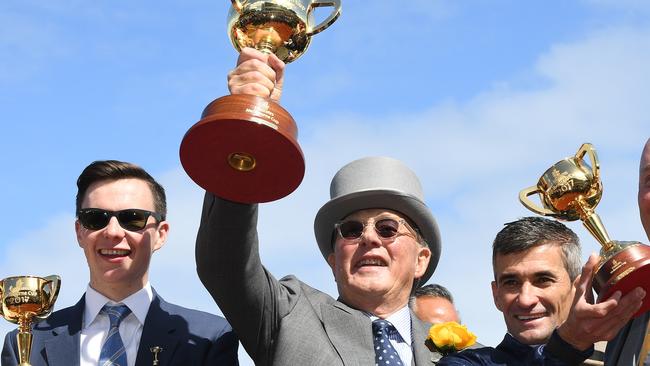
[{"xmin": 150, "ymin": 346, "xmax": 163, "ymax": 365}]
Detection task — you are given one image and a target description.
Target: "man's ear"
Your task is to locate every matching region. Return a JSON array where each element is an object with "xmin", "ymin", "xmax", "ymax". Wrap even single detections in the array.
[
  {"xmin": 327, "ymin": 252, "xmax": 338, "ymax": 282},
  {"xmin": 75, "ymin": 220, "xmax": 84, "ymax": 248},
  {"xmin": 414, "ymin": 246, "xmax": 431, "ymax": 278},
  {"xmin": 327, "ymin": 252, "xmax": 336, "ymax": 271},
  {"xmin": 491, "ymin": 280, "xmax": 503, "ymax": 311},
  {"xmin": 152, "ymin": 221, "xmax": 170, "ymax": 251}
]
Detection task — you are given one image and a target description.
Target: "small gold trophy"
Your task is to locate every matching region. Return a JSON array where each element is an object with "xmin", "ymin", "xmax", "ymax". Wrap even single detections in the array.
[
  {"xmin": 520, "ymin": 143, "xmax": 650, "ymax": 317},
  {"xmin": 180, "ymin": 0, "xmax": 342, "ymax": 203},
  {"xmin": 0, "ymin": 275, "xmax": 61, "ymax": 366}
]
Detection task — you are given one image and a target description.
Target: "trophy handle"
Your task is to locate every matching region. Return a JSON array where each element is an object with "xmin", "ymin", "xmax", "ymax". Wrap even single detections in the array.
[
  {"xmin": 38, "ymin": 275, "xmax": 61, "ymax": 320},
  {"xmin": 575, "ymin": 143, "xmax": 600, "ymax": 183},
  {"xmin": 230, "ymin": 0, "xmax": 243, "ymax": 14},
  {"xmin": 306, "ymin": 0, "xmax": 342, "ymax": 36},
  {"xmin": 519, "ymin": 186, "xmax": 556, "ymax": 216}
]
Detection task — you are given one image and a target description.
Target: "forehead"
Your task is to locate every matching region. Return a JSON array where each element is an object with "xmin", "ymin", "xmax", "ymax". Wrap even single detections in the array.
[
  {"xmin": 82, "ymin": 178, "xmax": 154, "ymax": 209},
  {"xmin": 494, "ymin": 244, "xmax": 568, "ymax": 278},
  {"xmin": 343, "ymin": 208, "xmax": 405, "ymax": 221},
  {"xmin": 417, "ymin": 296, "xmax": 454, "ymax": 309}
]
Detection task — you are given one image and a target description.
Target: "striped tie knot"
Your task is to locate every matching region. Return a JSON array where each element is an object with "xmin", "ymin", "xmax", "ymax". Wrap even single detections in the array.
[{"xmin": 101, "ymin": 304, "xmax": 132, "ymax": 327}]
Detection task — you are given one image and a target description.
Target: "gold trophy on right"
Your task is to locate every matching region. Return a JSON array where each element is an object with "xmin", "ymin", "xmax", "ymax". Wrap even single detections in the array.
[{"xmin": 520, "ymin": 143, "xmax": 650, "ymax": 317}]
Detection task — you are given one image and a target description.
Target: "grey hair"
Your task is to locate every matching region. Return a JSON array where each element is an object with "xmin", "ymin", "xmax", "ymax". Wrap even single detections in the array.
[{"xmin": 492, "ymin": 217, "xmax": 582, "ymax": 281}]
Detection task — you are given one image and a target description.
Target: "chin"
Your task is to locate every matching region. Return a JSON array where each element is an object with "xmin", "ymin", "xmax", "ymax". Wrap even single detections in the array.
[{"xmin": 516, "ymin": 329, "xmax": 553, "ymax": 345}]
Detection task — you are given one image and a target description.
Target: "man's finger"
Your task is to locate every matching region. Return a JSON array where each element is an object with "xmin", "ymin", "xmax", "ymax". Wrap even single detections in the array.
[{"xmin": 237, "ymin": 47, "xmax": 270, "ymax": 66}]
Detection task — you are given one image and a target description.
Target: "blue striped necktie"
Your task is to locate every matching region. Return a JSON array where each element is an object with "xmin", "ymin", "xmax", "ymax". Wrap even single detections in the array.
[
  {"xmin": 99, "ymin": 304, "xmax": 132, "ymax": 366},
  {"xmin": 372, "ymin": 319, "xmax": 404, "ymax": 366}
]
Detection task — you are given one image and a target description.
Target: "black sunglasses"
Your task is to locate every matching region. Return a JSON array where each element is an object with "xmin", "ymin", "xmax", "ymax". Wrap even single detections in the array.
[
  {"xmin": 335, "ymin": 218, "xmax": 417, "ymax": 241},
  {"xmin": 77, "ymin": 208, "xmax": 164, "ymax": 231}
]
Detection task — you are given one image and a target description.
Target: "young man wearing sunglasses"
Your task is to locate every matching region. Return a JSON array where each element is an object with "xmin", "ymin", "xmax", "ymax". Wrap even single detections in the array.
[{"xmin": 2, "ymin": 160, "xmax": 239, "ymax": 366}]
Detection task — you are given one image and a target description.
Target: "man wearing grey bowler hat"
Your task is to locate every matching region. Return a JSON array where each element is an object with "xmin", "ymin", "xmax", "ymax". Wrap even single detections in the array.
[{"xmin": 196, "ymin": 152, "xmax": 443, "ymax": 365}]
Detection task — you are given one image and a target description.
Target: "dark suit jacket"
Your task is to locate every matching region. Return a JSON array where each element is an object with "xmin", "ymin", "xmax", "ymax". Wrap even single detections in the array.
[
  {"xmin": 195, "ymin": 194, "xmax": 442, "ymax": 366},
  {"xmin": 437, "ymin": 332, "xmax": 592, "ymax": 366},
  {"xmin": 605, "ymin": 313, "xmax": 650, "ymax": 365},
  {"xmin": 1, "ymin": 290, "xmax": 239, "ymax": 366}
]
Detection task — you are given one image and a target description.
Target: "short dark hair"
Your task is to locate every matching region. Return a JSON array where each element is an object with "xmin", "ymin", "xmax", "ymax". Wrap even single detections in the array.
[
  {"xmin": 414, "ymin": 283, "xmax": 454, "ymax": 303},
  {"xmin": 76, "ymin": 160, "xmax": 167, "ymax": 219},
  {"xmin": 492, "ymin": 217, "xmax": 581, "ymax": 281}
]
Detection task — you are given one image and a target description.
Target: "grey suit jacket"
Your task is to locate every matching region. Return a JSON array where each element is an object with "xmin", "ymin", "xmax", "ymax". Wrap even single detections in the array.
[
  {"xmin": 1, "ymin": 290, "xmax": 239, "ymax": 366},
  {"xmin": 196, "ymin": 193, "xmax": 441, "ymax": 366}
]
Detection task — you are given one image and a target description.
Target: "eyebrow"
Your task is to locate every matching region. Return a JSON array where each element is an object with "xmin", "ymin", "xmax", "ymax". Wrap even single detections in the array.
[{"xmin": 497, "ymin": 270, "xmax": 558, "ymax": 283}]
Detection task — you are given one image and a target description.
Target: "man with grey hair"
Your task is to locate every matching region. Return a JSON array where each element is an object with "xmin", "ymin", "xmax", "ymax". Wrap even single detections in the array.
[
  {"xmin": 412, "ymin": 284, "xmax": 461, "ymax": 324},
  {"xmin": 439, "ymin": 217, "xmax": 645, "ymax": 365}
]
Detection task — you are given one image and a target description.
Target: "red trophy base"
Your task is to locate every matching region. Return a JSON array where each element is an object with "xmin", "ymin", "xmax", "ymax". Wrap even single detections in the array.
[
  {"xmin": 594, "ymin": 242, "xmax": 650, "ymax": 318},
  {"xmin": 180, "ymin": 95, "xmax": 305, "ymax": 203}
]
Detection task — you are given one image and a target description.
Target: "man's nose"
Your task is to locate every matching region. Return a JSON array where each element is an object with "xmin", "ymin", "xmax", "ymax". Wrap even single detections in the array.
[
  {"xmin": 516, "ymin": 282, "xmax": 539, "ymax": 307},
  {"xmin": 359, "ymin": 223, "xmax": 382, "ymax": 247},
  {"xmin": 103, "ymin": 216, "xmax": 126, "ymax": 239}
]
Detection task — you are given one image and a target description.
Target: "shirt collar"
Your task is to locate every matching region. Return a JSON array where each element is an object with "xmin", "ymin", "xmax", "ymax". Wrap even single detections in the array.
[
  {"xmin": 83, "ymin": 283, "xmax": 153, "ymax": 328},
  {"xmin": 367, "ymin": 305, "xmax": 413, "ymax": 346}
]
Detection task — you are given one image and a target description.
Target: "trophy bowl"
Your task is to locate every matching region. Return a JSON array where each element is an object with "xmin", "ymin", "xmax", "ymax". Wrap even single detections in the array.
[
  {"xmin": 520, "ymin": 143, "xmax": 650, "ymax": 317},
  {"xmin": 0, "ymin": 275, "xmax": 61, "ymax": 366},
  {"xmin": 180, "ymin": 0, "xmax": 341, "ymax": 203}
]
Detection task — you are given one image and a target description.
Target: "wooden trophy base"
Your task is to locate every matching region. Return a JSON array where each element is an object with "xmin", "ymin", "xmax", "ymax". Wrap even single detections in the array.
[
  {"xmin": 594, "ymin": 242, "xmax": 650, "ymax": 318},
  {"xmin": 180, "ymin": 95, "xmax": 304, "ymax": 203}
]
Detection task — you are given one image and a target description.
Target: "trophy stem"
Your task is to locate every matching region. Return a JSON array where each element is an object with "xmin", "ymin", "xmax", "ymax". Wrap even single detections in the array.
[
  {"xmin": 17, "ymin": 324, "xmax": 32, "ymax": 366},
  {"xmin": 581, "ymin": 211, "xmax": 614, "ymax": 252},
  {"xmin": 253, "ymin": 27, "xmax": 281, "ymax": 55}
]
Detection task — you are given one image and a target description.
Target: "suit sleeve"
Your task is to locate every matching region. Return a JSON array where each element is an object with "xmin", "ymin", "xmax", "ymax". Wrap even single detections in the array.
[
  {"xmin": 205, "ymin": 322, "xmax": 240, "ymax": 366},
  {"xmin": 1, "ymin": 331, "xmax": 18, "ymax": 366},
  {"xmin": 195, "ymin": 193, "xmax": 299, "ymax": 365}
]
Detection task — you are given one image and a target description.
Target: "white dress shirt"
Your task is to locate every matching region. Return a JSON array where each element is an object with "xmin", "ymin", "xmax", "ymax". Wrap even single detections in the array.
[
  {"xmin": 80, "ymin": 283, "xmax": 153, "ymax": 366},
  {"xmin": 369, "ymin": 305, "xmax": 413, "ymax": 366}
]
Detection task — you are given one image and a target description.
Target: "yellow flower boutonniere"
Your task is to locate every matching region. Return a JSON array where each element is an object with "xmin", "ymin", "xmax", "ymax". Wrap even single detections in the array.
[{"xmin": 425, "ymin": 321, "xmax": 477, "ymax": 356}]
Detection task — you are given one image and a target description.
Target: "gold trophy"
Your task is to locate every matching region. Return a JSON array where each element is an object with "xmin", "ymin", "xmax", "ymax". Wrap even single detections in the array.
[
  {"xmin": 520, "ymin": 143, "xmax": 650, "ymax": 317},
  {"xmin": 0, "ymin": 275, "xmax": 61, "ymax": 366},
  {"xmin": 180, "ymin": 0, "xmax": 342, "ymax": 203}
]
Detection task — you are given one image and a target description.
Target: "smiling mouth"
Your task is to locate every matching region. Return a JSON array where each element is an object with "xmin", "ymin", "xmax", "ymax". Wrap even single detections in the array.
[
  {"xmin": 516, "ymin": 313, "xmax": 547, "ymax": 321},
  {"xmin": 99, "ymin": 249, "xmax": 131, "ymax": 257},
  {"xmin": 356, "ymin": 258, "xmax": 387, "ymax": 268}
]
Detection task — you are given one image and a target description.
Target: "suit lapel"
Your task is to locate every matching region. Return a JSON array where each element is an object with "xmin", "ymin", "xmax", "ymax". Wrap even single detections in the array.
[
  {"xmin": 135, "ymin": 292, "xmax": 180, "ymax": 366},
  {"xmin": 411, "ymin": 313, "xmax": 436, "ymax": 366},
  {"xmin": 321, "ymin": 301, "xmax": 375, "ymax": 366},
  {"xmin": 43, "ymin": 297, "xmax": 84, "ymax": 366}
]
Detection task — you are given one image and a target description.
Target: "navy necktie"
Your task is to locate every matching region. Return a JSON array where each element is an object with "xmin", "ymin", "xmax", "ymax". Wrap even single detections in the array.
[
  {"xmin": 372, "ymin": 319, "xmax": 404, "ymax": 366},
  {"xmin": 99, "ymin": 304, "xmax": 132, "ymax": 366}
]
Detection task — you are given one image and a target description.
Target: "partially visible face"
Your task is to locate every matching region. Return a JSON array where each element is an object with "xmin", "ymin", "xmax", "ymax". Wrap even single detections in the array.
[
  {"xmin": 327, "ymin": 209, "xmax": 431, "ymax": 309},
  {"xmin": 75, "ymin": 178, "xmax": 168, "ymax": 299},
  {"xmin": 491, "ymin": 244, "xmax": 574, "ymax": 345},
  {"xmin": 640, "ymin": 139, "xmax": 650, "ymax": 239},
  {"xmin": 413, "ymin": 296, "xmax": 460, "ymax": 324}
]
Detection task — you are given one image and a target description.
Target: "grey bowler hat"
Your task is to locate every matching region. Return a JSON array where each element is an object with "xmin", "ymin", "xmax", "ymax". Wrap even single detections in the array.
[{"xmin": 313, "ymin": 156, "xmax": 441, "ymax": 284}]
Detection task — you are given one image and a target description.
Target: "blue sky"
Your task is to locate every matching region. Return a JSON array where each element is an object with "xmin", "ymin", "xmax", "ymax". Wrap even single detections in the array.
[{"xmin": 2, "ymin": 1, "xmax": 650, "ymax": 364}]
